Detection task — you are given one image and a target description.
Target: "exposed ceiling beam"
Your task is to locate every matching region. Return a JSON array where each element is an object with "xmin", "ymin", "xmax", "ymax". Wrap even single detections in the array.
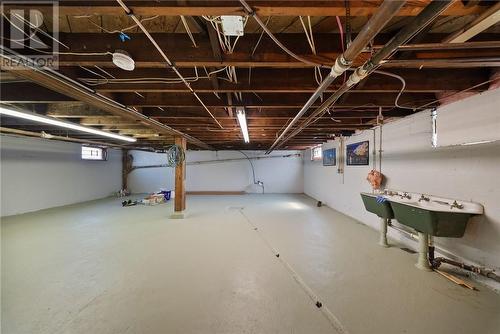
[
  {"xmin": 0, "ymin": 52, "xmax": 211, "ymax": 149},
  {"xmin": 111, "ymin": 92, "xmax": 436, "ymax": 108},
  {"xmin": 3, "ymin": 69, "xmax": 490, "ymax": 101},
  {"xmin": 1, "ymin": 90, "xmax": 438, "ymax": 108},
  {"xmin": 0, "ymin": 1, "xmax": 487, "ymax": 17},
  {"xmin": 444, "ymin": 2, "xmax": 500, "ymax": 43},
  {"xmin": 63, "ymin": 68, "xmax": 490, "ymax": 93},
  {"xmin": 28, "ymin": 33, "xmax": 499, "ymax": 69}
]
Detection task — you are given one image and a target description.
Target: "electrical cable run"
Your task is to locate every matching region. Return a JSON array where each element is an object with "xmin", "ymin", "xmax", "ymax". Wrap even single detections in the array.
[{"xmin": 115, "ymin": 0, "xmax": 223, "ymax": 129}]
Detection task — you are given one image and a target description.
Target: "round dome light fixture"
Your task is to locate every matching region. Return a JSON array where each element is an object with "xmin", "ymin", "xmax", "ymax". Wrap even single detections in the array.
[{"xmin": 112, "ymin": 50, "xmax": 135, "ymax": 71}]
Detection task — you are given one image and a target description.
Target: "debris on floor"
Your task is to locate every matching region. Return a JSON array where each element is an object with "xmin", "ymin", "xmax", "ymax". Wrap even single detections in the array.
[
  {"xmin": 435, "ymin": 269, "xmax": 478, "ymax": 291},
  {"xmin": 121, "ymin": 190, "xmax": 171, "ymax": 207}
]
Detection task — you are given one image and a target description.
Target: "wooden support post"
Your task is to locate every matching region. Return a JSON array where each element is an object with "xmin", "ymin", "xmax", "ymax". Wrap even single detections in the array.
[
  {"xmin": 173, "ymin": 136, "xmax": 187, "ymax": 217},
  {"xmin": 122, "ymin": 149, "xmax": 129, "ymax": 191}
]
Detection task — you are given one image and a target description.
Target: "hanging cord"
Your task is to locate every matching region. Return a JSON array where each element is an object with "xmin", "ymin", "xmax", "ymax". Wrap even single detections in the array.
[
  {"xmin": 238, "ymin": 150, "xmax": 265, "ymax": 194},
  {"xmin": 373, "ymin": 70, "xmax": 413, "ymax": 110}
]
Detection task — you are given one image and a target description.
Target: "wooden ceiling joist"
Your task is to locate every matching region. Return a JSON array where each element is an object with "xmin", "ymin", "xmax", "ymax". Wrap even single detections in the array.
[
  {"xmin": 0, "ymin": 54, "xmax": 211, "ymax": 149},
  {"xmin": 0, "ymin": 1, "xmax": 487, "ymax": 17},
  {"xmin": 1, "ymin": 0, "xmax": 498, "ymax": 150}
]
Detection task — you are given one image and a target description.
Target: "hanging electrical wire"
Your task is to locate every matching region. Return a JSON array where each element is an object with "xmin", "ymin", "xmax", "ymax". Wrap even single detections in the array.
[
  {"xmin": 251, "ymin": 16, "xmax": 272, "ymax": 56},
  {"xmin": 238, "ymin": 150, "xmax": 265, "ymax": 194},
  {"xmin": 373, "ymin": 70, "xmax": 413, "ymax": 110},
  {"xmin": 299, "ymin": 16, "xmax": 323, "ymax": 86},
  {"xmin": 77, "ymin": 66, "xmax": 233, "ymax": 86},
  {"xmin": 83, "ymin": 15, "xmax": 160, "ymax": 34}
]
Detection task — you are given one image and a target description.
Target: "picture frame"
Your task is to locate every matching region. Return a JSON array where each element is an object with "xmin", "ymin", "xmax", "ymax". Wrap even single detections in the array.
[
  {"xmin": 322, "ymin": 148, "xmax": 336, "ymax": 166},
  {"xmin": 346, "ymin": 141, "xmax": 369, "ymax": 166}
]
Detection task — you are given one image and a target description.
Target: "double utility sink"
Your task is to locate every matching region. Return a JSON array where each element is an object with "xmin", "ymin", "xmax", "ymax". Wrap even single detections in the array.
[{"xmin": 361, "ymin": 191, "xmax": 483, "ymax": 238}]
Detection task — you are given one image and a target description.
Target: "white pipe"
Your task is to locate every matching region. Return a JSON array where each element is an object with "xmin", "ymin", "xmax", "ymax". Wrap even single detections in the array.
[
  {"xmin": 379, "ymin": 218, "xmax": 389, "ymax": 247},
  {"xmin": 416, "ymin": 232, "xmax": 432, "ymax": 271}
]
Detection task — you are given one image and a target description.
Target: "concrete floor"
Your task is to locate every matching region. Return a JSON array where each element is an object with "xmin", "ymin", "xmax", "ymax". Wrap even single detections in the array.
[{"xmin": 2, "ymin": 194, "xmax": 499, "ymax": 334}]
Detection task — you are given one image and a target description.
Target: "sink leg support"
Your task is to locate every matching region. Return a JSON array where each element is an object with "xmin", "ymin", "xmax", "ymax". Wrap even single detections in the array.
[
  {"xmin": 379, "ymin": 218, "xmax": 389, "ymax": 247},
  {"xmin": 416, "ymin": 232, "xmax": 431, "ymax": 271}
]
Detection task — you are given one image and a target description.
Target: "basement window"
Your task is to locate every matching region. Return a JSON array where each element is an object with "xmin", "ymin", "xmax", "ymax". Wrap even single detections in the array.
[
  {"xmin": 311, "ymin": 145, "xmax": 322, "ymax": 161},
  {"xmin": 81, "ymin": 146, "xmax": 107, "ymax": 161}
]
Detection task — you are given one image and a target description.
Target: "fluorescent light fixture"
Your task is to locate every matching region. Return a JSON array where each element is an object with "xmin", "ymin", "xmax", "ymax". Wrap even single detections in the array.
[
  {"xmin": 0, "ymin": 106, "xmax": 137, "ymax": 142},
  {"xmin": 236, "ymin": 107, "xmax": 250, "ymax": 143}
]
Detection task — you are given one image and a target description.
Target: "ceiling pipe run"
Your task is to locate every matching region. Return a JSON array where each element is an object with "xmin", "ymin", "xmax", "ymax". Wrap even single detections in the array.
[
  {"xmin": 115, "ymin": 0, "xmax": 223, "ymax": 130},
  {"xmin": 253, "ymin": 0, "xmax": 407, "ymax": 154},
  {"xmin": 277, "ymin": 0, "xmax": 453, "ymax": 148}
]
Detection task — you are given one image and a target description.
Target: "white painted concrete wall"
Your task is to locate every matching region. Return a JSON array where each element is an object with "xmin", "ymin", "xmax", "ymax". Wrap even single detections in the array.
[
  {"xmin": 304, "ymin": 92, "xmax": 500, "ymax": 271},
  {"xmin": 0, "ymin": 135, "xmax": 122, "ymax": 217},
  {"xmin": 127, "ymin": 150, "xmax": 304, "ymax": 194}
]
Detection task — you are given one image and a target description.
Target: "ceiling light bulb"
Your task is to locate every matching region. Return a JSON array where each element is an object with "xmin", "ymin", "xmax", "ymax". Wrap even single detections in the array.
[{"xmin": 112, "ymin": 50, "xmax": 135, "ymax": 71}]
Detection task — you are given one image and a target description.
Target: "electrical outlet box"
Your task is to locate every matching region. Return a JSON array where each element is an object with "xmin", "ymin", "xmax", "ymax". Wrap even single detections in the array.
[{"xmin": 220, "ymin": 16, "xmax": 245, "ymax": 36}]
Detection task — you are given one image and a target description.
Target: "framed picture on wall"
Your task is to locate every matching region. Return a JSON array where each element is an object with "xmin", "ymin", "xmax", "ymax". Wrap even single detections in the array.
[
  {"xmin": 322, "ymin": 148, "xmax": 336, "ymax": 166},
  {"xmin": 346, "ymin": 141, "xmax": 369, "ymax": 166}
]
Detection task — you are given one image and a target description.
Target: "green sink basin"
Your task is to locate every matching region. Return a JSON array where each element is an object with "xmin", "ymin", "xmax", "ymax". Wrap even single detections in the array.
[
  {"xmin": 360, "ymin": 193, "xmax": 394, "ymax": 219},
  {"xmin": 389, "ymin": 201, "xmax": 473, "ymax": 238}
]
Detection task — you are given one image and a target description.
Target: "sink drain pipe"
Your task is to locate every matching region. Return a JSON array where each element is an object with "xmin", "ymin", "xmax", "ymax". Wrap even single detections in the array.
[
  {"xmin": 388, "ymin": 221, "xmax": 500, "ymax": 282},
  {"xmin": 429, "ymin": 247, "xmax": 500, "ymax": 283}
]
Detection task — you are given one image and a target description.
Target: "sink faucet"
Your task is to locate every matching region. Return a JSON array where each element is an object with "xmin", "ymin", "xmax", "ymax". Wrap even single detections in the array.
[
  {"xmin": 418, "ymin": 194, "xmax": 430, "ymax": 202},
  {"xmin": 400, "ymin": 192, "xmax": 412, "ymax": 200},
  {"xmin": 450, "ymin": 200, "xmax": 464, "ymax": 210}
]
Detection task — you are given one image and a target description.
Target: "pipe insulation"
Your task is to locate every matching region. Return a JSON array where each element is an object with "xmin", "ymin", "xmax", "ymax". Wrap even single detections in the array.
[
  {"xmin": 253, "ymin": 0, "xmax": 406, "ymax": 154},
  {"xmin": 115, "ymin": 0, "xmax": 223, "ymax": 129},
  {"xmin": 276, "ymin": 0, "xmax": 453, "ymax": 150}
]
